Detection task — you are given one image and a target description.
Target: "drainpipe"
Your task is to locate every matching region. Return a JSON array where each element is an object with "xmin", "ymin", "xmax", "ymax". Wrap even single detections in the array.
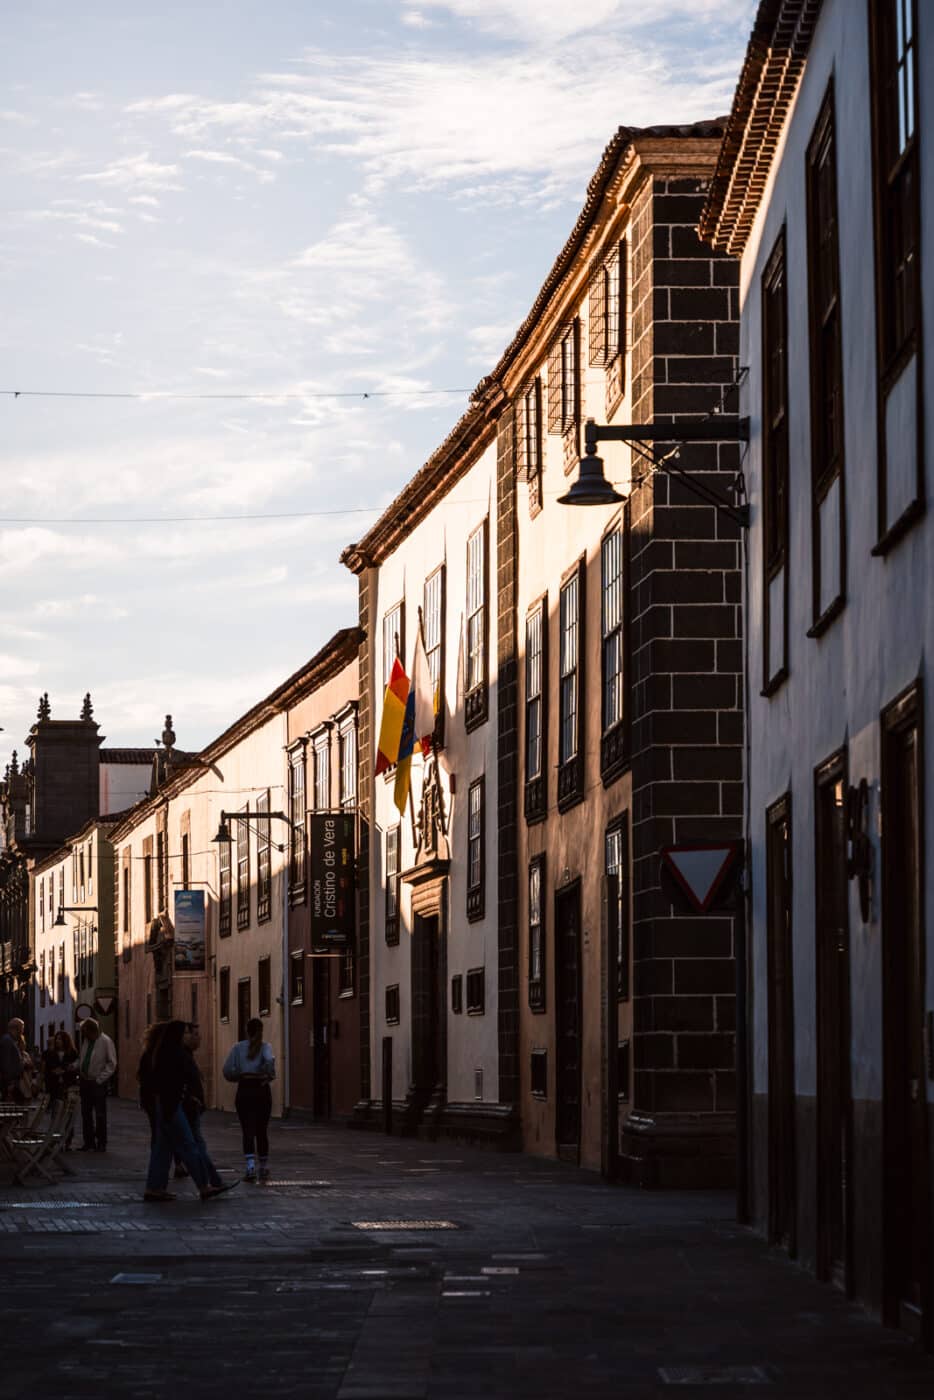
[{"xmin": 281, "ymin": 816, "xmax": 291, "ymax": 1118}]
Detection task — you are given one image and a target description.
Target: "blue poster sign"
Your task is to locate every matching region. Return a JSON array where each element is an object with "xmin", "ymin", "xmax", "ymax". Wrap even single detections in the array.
[{"xmin": 174, "ymin": 889, "xmax": 206, "ymax": 971}]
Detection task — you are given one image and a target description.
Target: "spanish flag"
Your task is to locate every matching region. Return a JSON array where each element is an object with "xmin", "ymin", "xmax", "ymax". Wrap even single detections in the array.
[{"xmin": 374, "ymin": 657, "xmax": 409, "ymax": 777}]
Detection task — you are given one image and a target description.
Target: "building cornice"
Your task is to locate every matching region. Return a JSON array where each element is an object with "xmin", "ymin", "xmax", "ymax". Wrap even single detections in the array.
[
  {"xmin": 698, "ymin": 0, "xmax": 823, "ymax": 255},
  {"xmin": 341, "ymin": 120, "xmax": 726, "ymax": 572}
]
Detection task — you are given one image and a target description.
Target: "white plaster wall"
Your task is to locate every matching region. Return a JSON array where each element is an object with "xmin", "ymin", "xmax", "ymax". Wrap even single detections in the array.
[
  {"xmin": 100, "ymin": 762, "xmax": 151, "ymax": 816},
  {"xmin": 171, "ymin": 716, "xmax": 289, "ymax": 1115},
  {"xmin": 740, "ymin": 0, "xmax": 934, "ymax": 1100},
  {"xmin": 371, "ymin": 438, "xmax": 501, "ymax": 1106},
  {"xmin": 32, "ymin": 851, "xmax": 77, "ymax": 1049}
]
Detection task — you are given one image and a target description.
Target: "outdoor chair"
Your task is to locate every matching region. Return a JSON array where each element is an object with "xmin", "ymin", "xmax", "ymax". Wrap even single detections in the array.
[{"xmin": 9, "ymin": 1091, "xmax": 78, "ymax": 1186}]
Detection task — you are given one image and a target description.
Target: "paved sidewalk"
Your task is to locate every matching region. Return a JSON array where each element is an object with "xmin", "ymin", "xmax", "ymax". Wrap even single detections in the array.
[{"xmin": 0, "ymin": 1099, "xmax": 930, "ymax": 1398}]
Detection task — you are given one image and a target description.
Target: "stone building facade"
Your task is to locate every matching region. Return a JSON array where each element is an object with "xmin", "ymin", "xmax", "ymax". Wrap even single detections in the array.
[{"xmin": 700, "ymin": 0, "xmax": 934, "ymax": 1348}]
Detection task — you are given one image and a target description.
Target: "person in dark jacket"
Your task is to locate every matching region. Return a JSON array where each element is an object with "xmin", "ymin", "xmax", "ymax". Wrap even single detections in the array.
[
  {"xmin": 138, "ymin": 1020, "xmax": 221, "ymax": 1203},
  {"xmin": 178, "ymin": 1022, "xmax": 226, "ymax": 1190},
  {"xmin": 43, "ymin": 1030, "xmax": 78, "ymax": 1100}
]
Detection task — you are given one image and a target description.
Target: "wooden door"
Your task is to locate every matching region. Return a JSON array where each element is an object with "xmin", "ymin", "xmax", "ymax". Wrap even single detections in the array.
[
  {"xmin": 312, "ymin": 958, "xmax": 331, "ymax": 1119},
  {"xmin": 381, "ymin": 1037, "xmax": 393, "ymax": 1134},
  {"xmin": 882, "ymin": 689, "xmax": 931, "ymax": 1341},
  {"xmin": 411, "ymin": 914, "xmax": 444, "ymax": 1105},
  {"xmin": 555, "ymin": 884, "xmax": 582, "ymax": 1160},
  {"xmin": 815, "ymin": 754, "xmax": 851, "ymax": 1289},
  {"xmin": 767, "ymin": 796, "xmax": 796, "ymax": 1253}
]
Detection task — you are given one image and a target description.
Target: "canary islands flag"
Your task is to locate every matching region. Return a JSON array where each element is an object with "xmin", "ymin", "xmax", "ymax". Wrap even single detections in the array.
[
  {"xmin": 375, "ymin": 657, "xmax": 409, "ymax": 777},
  {"xmin": 393, "ymin": 687, "xmax": 416, "ymax": 815}
]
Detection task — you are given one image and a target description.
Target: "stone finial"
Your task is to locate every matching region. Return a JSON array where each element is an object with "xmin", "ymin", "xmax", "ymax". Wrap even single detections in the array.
[
  {"xmin": 161, "ymin": 714, "xmax": 176, "ymax": 754},
  {"xmin": 37, "ymin": 693, "xmax": 51, "ymax": 722},
  {"xmin": 80, "ymin": 692, "xmax": 94, "ymax": 721},
  {"xmin": 9, "ymin": 750, "xmax": 18, "ymax": 775}
]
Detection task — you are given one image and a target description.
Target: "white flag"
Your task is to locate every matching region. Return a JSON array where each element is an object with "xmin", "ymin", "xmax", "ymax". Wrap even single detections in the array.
[{"xmin": 411, "ymin": 626, "xmax": 435, "ymax": 757}]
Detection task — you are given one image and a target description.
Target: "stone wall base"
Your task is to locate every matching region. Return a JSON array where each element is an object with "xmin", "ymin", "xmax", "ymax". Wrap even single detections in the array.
[
  {"xmin": 348, "ymin": 1098, "xmax": 520, "ymax": 1150},
  {"xmin": 619, "ymin": 1110, "xmax": 737, "ymax": 1189}
]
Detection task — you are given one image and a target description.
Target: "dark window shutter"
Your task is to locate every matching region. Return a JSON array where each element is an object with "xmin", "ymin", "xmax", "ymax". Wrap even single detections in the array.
[
  {"xmin": 588, "ymin": 268, "xmax": 606, "ymax": 366},
  {"xmin": 573, "ymin": 316, "xmax": 582, "ymax": 426},
  {"xmin": 515, "ymin": 387, "xmax": 527, "ymax": 477},
  {"xmin": 617, "ymin": 240, "xmax": 628, "ymax": 358},
  {"xmin": 547, "ymin": 338, "xmax": 562, "ymax": 434}
]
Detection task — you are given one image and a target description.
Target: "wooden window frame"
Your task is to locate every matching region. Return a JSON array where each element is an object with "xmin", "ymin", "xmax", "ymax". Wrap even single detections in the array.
[
  {"xmin": 385, "ymin": 823, "xmax": 401, "ymax": 946},
  {"xmin": 256, "ymin": 790, "xmax": 272, "ymax": 923},
  {"xmin": 761, "ymin": 228, "xmax": 790, "ymax": 696},
  {"xmin": 257, "ymin": 956, "xmax": 272, "ymax": 1017},
  {"xmin": 528, "ymin": 854, "xmax": 546, "ymax": 1012},
  {"xmin": 156, "ymin": 815, "xmax": 168, "ymax": 915},
  {"xmin": 806, "ymin": 81, "xmax": 847, "ymax": 637},
  {"xmin": 868, "ymin": 0, "xmax": 925, "ymax": 554},
  {"xmin": 517, "ymin": 377, "xmax": 544, "ymax": 516},
  {"xmin": 289, "ymin": 950, "xmax": 305, "ymax": 1006},
  {"xmin": 558, "ymin": 558, "xmax": 585, "ymax": 810},
  {"xmin": 337, "ymin": 707, "xmax": 358, "ymax": 809},
  {"xmin": 236, "ymin": 803, "xmax": 250, "ymax": 931},
  {"xmin": 451, "ymin": 974, "xmax": 463, "ymax": 1014},
  {"xmin": 288, "ymin": 741, "xmax": 307, "ymax": 904},
  {"xmin": 312, "ymin": 728, "xmax": 331, "ymax": 812},
  {"xmin": 339, "ymin": 945, "xmax": 355, "ymax": 998},
  {"xmin": 466, "ymin": 776, "xmax": 485, "ymax": 922},
  {"xmin": 219, "ymin": 966, "xmax": 230, "ymax": 1023},
  {"xmin": 465, "ymin": 966, "xmax": 485, "ymax": 1015},
  {"xmin": 524, "ymin": 595, "xmax": 548, "ymax": 823},
  {"xmin": 142, "ymin": 836, "xmax": 154, "ymax": 924},
  {"xmin": 218, "ymin": 832, "xmax": 232, "ymax": 938},
  {"xmin": 423, "ymin": 564, "xmax": 446, "ymax": 748},
  {"xmin": 382, "ymin": 600, "xmax": 405, "ymax": 691},
  {"xmin": 385, "ymin": 984, "xmax": 400, "ymax": 1025},
  {"xmin": 600, "ymin": 511, "xmax": 630, "ymax": 782},
  {"xmin": 465, "ymin": 519, "xmax": 489, "ymax": 730}
]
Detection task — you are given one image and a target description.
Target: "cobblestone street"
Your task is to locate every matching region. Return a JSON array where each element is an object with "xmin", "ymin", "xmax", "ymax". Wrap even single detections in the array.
[{"xmin": 0, "ymin": 1100, "xmax": 929, "ymax": 1398}]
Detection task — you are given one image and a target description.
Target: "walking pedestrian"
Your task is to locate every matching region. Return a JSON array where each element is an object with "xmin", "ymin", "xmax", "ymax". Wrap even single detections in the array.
[
  {"xmin": 43, "ymin": 1030, "xmax": 79, "ymax": 1101},
  {"xmin": 180, "ymin": 1022, "xmax": 230, "ymax": 1191},
  {"xmin": 77, "ymin": 1018, "xmax": 117, "ymax": 1152},
  {"xmin": 138, "ymin": 1019, "xmax": 227, "ymax": 1202},
  {"xmin": 0, "ymin": 1018, "xmax": 25, "ymax": 1102},
  {"xmin": 223, "ymin": 1017, "xmax": 276, "ymax": 1183}
]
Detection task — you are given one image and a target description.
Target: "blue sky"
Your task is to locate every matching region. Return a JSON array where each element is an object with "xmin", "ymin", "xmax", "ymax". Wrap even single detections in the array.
[{"xmin": 0, "ymin": 0, "xmax": 754, "ymax": 771}]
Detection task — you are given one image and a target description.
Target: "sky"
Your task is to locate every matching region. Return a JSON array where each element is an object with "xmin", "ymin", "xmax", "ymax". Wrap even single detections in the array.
[{"xmin": 0, "ymin": 0, "xmax": 754, "ymax": 772}]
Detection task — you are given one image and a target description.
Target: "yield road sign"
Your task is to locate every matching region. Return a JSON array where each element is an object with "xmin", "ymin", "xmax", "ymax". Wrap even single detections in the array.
[{"xmin": 660, "ymin": 842, "xmax": 741, "ymax": 913}]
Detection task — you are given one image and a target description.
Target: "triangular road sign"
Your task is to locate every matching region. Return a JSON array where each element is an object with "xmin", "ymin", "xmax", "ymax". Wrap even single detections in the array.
[
  {"xmin": 94, "ymin": 995, "xmax": 116, "ymax": 1016},
  {"xmin": 660, "ymin": 842, "xmax": 741, "ymax": 913}
]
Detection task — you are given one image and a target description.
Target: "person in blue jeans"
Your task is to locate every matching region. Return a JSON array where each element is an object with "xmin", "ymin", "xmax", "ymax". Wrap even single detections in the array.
[
  {"xmin": 178, "ymin": 1021, "xmax": 227, "ymax": 1190},
  {"xmin": 138, "ymin": 1020, "xmax": 228, "ymax": 1202}
]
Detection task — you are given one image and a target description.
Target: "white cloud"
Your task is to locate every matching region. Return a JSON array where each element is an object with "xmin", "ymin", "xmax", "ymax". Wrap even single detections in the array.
[
  {"xmin": 0, "ymin": 109, "xmax": 36, "ymax": 126},
  {"xmin": 76, "ymin": 152, "xmax": 183, "ymax": 194}
]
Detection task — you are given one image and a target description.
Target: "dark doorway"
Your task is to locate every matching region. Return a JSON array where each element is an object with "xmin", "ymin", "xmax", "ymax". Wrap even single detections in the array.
[
  {"xmin": 881, "ymin": 684, "xmax": 931, "ymax": 1343},
  {"xmin": 381, "ymin": 1036, "xmax": 393, "ymax": 1134},
  {"xmin": 814, "ymin": 751, "xmax": 851, "ymax": 1290},
  {"xmin": 555, "ymin": 883, "xmax": 582, "ymax": 1161},
  {"xmin": 411, "ymin": 913, "xmax": 444, "ymax": 1108},
  {"xmin": 767, "ymin": 794, "xmax": 796, "ymax": 1254},
  {"xmin": 312, "ymin": 957, "xmax": 331, "ymax": 1119}
]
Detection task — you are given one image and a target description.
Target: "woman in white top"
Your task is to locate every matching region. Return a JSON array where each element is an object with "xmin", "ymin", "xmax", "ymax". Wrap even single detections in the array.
[{"xmin": 222, "ymin": 1017, "xmax": 276, "ymax": 1183}]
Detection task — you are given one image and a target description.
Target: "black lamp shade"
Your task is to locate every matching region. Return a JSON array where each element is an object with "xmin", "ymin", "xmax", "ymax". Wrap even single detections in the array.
[
  {"xmin": 557, "ymin": 450, "xmax": 625, "ymax": 507},
  {"xmin": 213, "ymin": 818, "xmax": 233, "ymax": 844}
]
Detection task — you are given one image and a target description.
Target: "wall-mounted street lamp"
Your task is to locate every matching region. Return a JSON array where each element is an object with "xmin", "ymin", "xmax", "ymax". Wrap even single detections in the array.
[
  {"xmin": 54, "ymin": 904, "xmax": 98, "ymax": 926},
  {"xmin": 212, "ymin": 809, "xmax": 294, "ymax": 853},
  {"xmin": 559, "ymin": 415, "xmax": 750, "ymax": 526}
]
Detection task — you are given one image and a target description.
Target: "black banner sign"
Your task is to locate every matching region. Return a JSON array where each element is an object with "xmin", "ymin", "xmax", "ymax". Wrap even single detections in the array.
[{"xmin": 309, "ymin": 812, "xmax": 355, "ymax": 952}]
